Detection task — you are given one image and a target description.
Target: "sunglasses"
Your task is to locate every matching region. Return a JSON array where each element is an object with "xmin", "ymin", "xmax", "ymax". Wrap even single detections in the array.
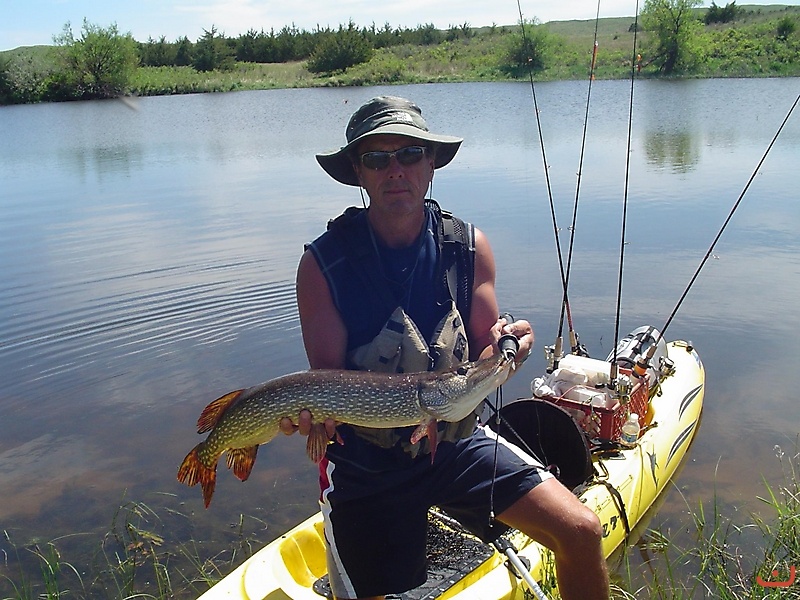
[{"xmin": 359, "ymin": 146, "xmax": 427, "ymax": 170}]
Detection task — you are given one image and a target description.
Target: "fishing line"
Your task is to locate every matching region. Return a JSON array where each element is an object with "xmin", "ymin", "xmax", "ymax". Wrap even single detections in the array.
[
  {"xmin": 611, "ymin": 0, "xmax": 641, "ymax": 380},
  {"xmin": 488, "ymin": 384, "xmax": 504, "ymax": 523},
  {"xmin": 658, "ymin": 91, "xmax": 800, "ymax": 341}
]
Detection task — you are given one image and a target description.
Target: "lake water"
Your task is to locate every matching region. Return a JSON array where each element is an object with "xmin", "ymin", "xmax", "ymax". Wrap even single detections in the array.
[{"xmin": 1, "ymin": 78, "xmax": 799, "ymax": 596}]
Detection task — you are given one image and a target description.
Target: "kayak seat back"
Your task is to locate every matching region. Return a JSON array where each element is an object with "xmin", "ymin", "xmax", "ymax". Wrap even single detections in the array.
[{"xmin": 489, "ymin": 398, "xmax": 593, "ymax": 491}]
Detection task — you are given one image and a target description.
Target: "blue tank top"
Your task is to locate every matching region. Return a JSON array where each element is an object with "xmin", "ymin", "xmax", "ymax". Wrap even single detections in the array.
[{"xmin": 308, "ymin": 202, "xmax": 474, "ymax": 357}]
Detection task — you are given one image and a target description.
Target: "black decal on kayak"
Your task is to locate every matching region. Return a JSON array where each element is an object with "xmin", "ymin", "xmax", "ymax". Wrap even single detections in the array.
[
  {"xmin": 679, "ymin": 385, "xmax": 703, "ymax": 420},
  {"xmin": 667, "ymin": 422, "xmax": 697, "ymax": 467}
]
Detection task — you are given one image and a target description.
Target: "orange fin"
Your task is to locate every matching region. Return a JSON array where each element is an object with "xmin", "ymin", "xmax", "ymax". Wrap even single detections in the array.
[
  {"xmin": 410, "ymin": 419, "xmax": 434, "ymax": 444},
  {"xmin": 306, "ymin": 426, "xmax": 330, "ymax": 464},
  {"xmin": 410, "ymin": 420, "xmax": 439, "ymax": 462},
  {"xmin": 226, "ymin": 446, "xmax": 258, "ymax": 481},
  {"xmin": 177, "ymin": 445, "xmax": 218, "ymax": 508},
  {"xmin": 197, "ymin": 390, "xmax": 243, "ymax": 434}
]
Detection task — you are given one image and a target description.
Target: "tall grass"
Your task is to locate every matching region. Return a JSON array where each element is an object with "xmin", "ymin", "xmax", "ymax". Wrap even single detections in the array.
[
  {"xmin": 0, "ymin": 494, "xmax": 268, "ymax": 600},
  {"xmin": 612, "ymin": 445, "xmax": 800, "ymax": 600}
]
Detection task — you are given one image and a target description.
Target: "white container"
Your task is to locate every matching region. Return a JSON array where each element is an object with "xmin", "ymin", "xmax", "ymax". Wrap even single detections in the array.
[
  {"xmin": 620, "ymin": 413, "xmax": 641, "ymax": 446},
  {"xmin": 557, "ymin": 354, "xmax": 611, "ymax": 387},
  {"xmin": 562, "ymin": 385, "xmax": 614, "ymax": 409}
]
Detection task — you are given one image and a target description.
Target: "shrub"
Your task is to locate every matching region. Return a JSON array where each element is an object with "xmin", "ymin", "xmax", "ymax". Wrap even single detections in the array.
[{"xmin": 306, "ymin": 22, "xmax": 373, "ymax": 74}]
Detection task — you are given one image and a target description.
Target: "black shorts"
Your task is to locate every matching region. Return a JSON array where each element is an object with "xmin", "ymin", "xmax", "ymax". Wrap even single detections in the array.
[{"xmin": 318, "ymin": 425, "xmax": 553, "ymax": 599}]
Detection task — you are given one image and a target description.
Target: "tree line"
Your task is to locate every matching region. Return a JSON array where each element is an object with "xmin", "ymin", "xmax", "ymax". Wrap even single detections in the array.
[
  {"xmin": 139, "ymin": 21, "xmax": 473, "ymax": 70},
  {"xmin": 0, "ymin": 18, "xmax": 518, "ymax": 103},
  {"xmin": 1, "ymin": 1, "xmax": 797, "ymax": 105}
]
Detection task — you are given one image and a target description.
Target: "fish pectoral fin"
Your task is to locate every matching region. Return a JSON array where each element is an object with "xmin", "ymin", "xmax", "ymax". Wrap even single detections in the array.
[
  {"xmin": 306, "ymin": 424, "xmax": 331, "ymax": 464},
  {"xmin": 197, "ymin": 390, "xmax": 244, "ymax": 433},
  {"xmin": 410, "ymin": 420, "xmax": 439, "ymax": 463},
  {"xmin": 177, "ymin": 445, "xmax": 217, "ymax": 509},
  {"xmin": 410, "ymin": 418, "xmax": 437, "ymax": 444},
  {"xmin": 225, "ymin": 446, "xmax": 258, "ymax": 481}
]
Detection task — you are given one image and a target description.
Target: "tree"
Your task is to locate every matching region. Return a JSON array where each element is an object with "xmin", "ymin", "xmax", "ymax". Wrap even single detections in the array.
[
  {"xmin": 641, "ymin": 0, "xmax": 704, "ymax": 74},
  {"xmin": 777, "ymin": 16, "xmax": 797, "ymax": 41},
  {"xmin": 140, "ymin": 36, "xmax": 177, "ymax": 67},
  {"xmin": 54, "ymin": 19, "xmax": 139, "ymax": 99},
  {"xmin": 193, "ymin": 26, "xmax": 235, "ymax": 72},
  {"xmin": 306, "ymin": 22, "xmax": 373, "ymax": 74},
  {"xmin": 505, "ymin": 19, "xmax": 552, "ymax": 73},
  {"xmin": 705, "ymin": 1, "xmax": 741, "ymax": 25},
  {"xmin": 0, "ymin": 56, "xmax": 14, "ymax": 104},
  {"xmin": 175, "ymin": 37, "xmax": 194, "ymax": 66}
]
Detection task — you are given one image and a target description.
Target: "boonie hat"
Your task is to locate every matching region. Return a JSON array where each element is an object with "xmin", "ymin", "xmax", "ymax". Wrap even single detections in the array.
[{"xmin": 316, "ymin": 96, "xmax": 463, "ymax": 186}]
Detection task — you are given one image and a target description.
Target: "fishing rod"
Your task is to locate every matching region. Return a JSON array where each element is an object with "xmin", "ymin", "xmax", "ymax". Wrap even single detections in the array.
[
  {"xmin": 609, "ymin": 0, "xmax": 642, "ymax": 384},
  {"xmin": 515, "ymin": 0, "xmax": 606, "ymax": 371},
  {"xmin": 557, "ymin": 0, "xmax": 603, "ymax": 363},
  {"xmin": 513, "ymin": 0, "xmax": 571, "ymax": 372}
]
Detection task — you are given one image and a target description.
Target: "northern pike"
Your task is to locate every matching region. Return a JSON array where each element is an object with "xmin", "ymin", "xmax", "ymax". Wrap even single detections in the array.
[{"xmin": 177, "ymin": 352, "xmax": 515, "ymax": 507}]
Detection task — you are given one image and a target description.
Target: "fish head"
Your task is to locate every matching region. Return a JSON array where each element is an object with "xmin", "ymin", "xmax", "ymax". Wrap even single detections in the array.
[{"xmin": 419, "ymin": 353, "xmax": 515, "ymax": 422}]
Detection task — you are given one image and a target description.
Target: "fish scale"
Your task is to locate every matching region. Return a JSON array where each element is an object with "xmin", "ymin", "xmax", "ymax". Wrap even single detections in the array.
[{"xmin": 178, "ymin": 352, "xmax": 514, "ymax": 507}]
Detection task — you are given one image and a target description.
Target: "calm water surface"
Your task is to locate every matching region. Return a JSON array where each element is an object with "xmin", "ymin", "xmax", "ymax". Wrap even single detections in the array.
[{"xmin": 1, "ymin": 78, "xmax": 799, "ymax": 594}]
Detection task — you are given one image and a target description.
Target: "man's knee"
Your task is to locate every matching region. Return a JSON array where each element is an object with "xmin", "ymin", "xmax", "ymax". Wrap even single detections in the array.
[{"xmin": 559, "ymin": 503, "xmax": 603, "ymax": 554}]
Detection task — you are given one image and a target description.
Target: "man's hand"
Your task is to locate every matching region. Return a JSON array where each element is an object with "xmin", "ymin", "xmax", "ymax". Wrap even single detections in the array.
[
  {"xmin": 497, "ymin": 315, "xmax": 534, "ymax": 367},
  {"xmin": 279, "ymin": 410, "xmax": 341, "ymax": 463}
]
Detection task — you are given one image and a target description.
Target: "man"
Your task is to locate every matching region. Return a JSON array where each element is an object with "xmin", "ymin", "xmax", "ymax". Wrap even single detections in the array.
[{"xmin": 288, "ymin": 96, "xmax": 609, "ymax": 600}]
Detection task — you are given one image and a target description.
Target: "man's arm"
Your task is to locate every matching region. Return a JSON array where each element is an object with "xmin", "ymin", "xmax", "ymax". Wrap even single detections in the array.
[
  {"xmin": 296, "ymin": 249, "xmax": 348, "ymax": 370},
  {"xmin": 283, "ymin": 250, "xmax": 346, "ymax": 438}
]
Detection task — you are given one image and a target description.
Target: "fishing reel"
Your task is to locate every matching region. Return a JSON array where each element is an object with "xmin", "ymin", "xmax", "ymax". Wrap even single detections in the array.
[{"xmin": 498, "ymin": 312, "xmax": 520, "ymax": 361}]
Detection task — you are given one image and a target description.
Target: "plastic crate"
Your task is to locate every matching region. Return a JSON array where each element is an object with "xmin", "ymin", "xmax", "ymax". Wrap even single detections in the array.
[{"xmin": 545, "ymin": 369, "xmax": 648, "ymax": 441}]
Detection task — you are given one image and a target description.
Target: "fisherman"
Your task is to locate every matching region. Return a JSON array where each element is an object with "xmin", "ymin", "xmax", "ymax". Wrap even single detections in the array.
[{"xmin": 285, "ymin": 96, "xmax": 610, "ymax": 600}]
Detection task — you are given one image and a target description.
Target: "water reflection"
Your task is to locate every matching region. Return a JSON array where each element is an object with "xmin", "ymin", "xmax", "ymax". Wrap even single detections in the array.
[{"xmin": 643, "ymin": 129, "xmax": 700, "ymax": 172}]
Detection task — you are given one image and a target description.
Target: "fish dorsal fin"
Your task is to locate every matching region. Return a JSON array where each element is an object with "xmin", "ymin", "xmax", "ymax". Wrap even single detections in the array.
[
  {"xmin": 197, "ymin": 390, "xmax": 244, "ymax": 434},
  {"xmin": 226, "ymin": 446, "xmax": 259, "ymax": 481}
]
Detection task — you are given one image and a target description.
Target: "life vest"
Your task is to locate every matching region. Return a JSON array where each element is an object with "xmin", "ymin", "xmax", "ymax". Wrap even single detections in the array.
[{"xmin": 306, "ymin": 200, "xmax": 477, "ymax": 457}]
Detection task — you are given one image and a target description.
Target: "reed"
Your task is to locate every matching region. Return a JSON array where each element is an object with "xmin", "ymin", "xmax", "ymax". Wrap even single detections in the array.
[{"xmin": 611, "ymin": 445, "xmax": 800, "ymax": 600}]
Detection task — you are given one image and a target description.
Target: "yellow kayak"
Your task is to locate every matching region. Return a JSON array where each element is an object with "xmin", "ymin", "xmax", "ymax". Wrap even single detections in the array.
[{"xmin": 198, "ymin": 339, "xmax": 704, "ymax": 600}]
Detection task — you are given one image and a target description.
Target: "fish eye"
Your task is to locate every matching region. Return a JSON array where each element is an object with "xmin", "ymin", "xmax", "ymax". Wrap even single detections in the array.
[{"xmin": 457, "ymin": 366, "xmax": 469, "ymax": 375}]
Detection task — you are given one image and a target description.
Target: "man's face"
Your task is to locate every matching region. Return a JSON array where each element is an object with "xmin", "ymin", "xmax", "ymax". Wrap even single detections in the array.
[{"xmin": 354, "ymin": 134, "xmax": 435, "ymax": 216}]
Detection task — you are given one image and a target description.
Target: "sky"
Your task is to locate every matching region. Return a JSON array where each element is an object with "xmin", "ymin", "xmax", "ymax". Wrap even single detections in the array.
[{"xmin": 2, "ymin": 0, "xmax": 796, "ymax": 51}]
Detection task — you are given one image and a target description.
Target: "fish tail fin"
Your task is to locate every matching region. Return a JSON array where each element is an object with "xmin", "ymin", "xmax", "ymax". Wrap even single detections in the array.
[
  {"xmin": 225, "ymin": 446, "xmax": 258, "ymax": 481},
  {"xmin": 177, "ymin": 444, "xmax": 217, "ymax": 508}
]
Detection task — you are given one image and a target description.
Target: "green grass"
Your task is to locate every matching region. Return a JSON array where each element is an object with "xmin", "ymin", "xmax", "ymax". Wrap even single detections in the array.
[{"xmin": 609, "ymin": 445, "xmax": 800, "ymax": 600}]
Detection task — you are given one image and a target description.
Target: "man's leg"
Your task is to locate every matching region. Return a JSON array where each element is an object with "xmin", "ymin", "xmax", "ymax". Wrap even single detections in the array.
[{"xmin": 497, "ymin": 478, "xmax": 610, "ymax": 600}]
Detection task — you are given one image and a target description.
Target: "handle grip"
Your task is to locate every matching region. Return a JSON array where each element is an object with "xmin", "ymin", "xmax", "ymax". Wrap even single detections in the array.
[{"xmin": 498, "ymin": 313, "xmax": 519, "ymax": 360}]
